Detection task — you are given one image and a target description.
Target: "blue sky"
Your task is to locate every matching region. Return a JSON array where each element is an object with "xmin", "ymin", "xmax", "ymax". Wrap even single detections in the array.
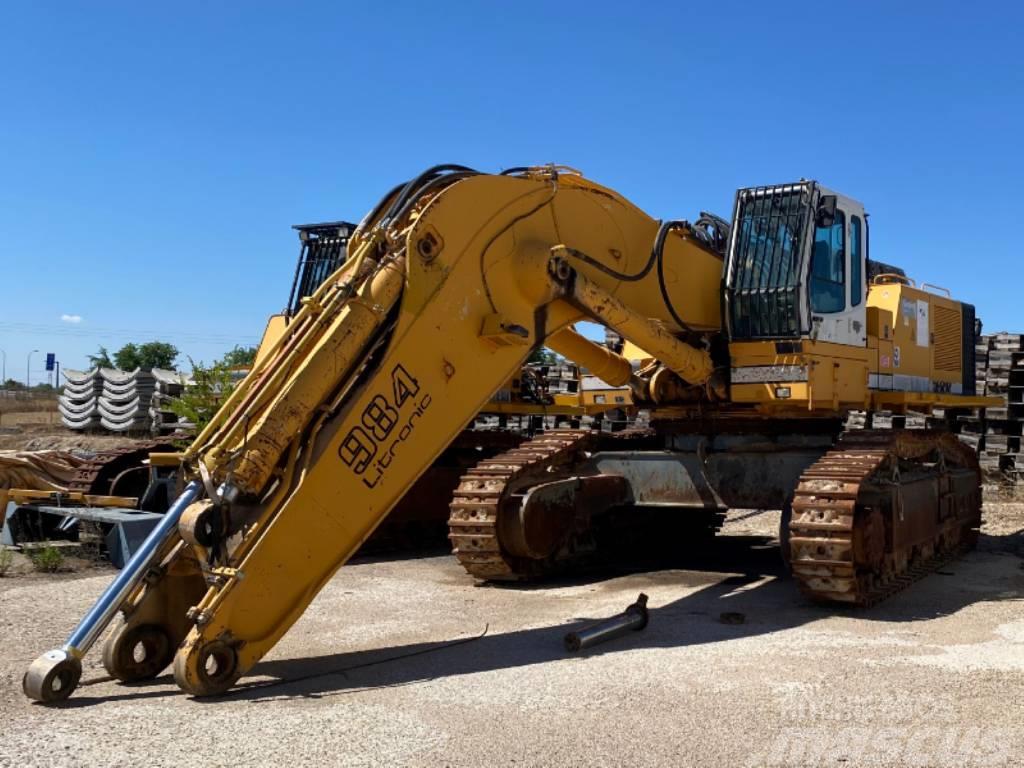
[{"xmin": 1, "ymin": 2, "xmax": 1021, "ymax": 383}]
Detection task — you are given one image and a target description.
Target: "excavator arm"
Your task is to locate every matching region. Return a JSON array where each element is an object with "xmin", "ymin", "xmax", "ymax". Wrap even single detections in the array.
[{"xmin": 25, "ymin": 165, "xmax": 726, "ymax": 700}]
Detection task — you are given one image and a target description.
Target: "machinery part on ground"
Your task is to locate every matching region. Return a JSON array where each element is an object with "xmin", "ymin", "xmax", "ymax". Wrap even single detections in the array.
[
  {"xmin": 66, "ymin": 441, "xmax": 176, "ymax": 499},
  {"xmin": 788, "ymin": 430, "xmax": 981, "ymax": 605},
  {"xmin": 2, "ymin": 441, "xmax": 178, "ymax": 566},
  {"xmin": 564, "ymin": 592, "xmax": 649, "ymax": 652},
  {"xmin": 0, "ymin": 450, "xmax": 94, "ymax": 493}
]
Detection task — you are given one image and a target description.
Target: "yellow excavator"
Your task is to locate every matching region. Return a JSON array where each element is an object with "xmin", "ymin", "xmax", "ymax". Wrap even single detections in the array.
[{"xmin": 24, "ymin": 165, "xmax": 996, "ymax": 702}]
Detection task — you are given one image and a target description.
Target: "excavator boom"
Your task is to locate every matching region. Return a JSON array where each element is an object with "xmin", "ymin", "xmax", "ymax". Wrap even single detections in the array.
[{"xmin": 24, "ymin": 165, "xmax": 724, "ymax": 700}]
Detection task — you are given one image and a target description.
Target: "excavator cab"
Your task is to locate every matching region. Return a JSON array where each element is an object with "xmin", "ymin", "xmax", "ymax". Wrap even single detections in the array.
[{"xmin": 724, "ymin": 181, "xmax": 868, "ymax": 348}]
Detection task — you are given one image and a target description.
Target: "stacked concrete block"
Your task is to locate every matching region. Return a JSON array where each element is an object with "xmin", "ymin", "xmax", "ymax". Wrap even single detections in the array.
[
  {"xmin": 59, "ymin": 368, "xmax": 195, "ymax": 435},
  {"xmin": 96, "ymin": 368, "xmax": 156, "ymax": 432},
  {"xmin": 58, "ymin": 369, "xmax": 104, "ymax": 429}
]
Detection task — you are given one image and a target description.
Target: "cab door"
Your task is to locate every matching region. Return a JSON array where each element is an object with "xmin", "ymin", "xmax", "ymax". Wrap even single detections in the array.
[{"xmin": 807, "ymin": 193, "xmax": 867, "ymax": 347}]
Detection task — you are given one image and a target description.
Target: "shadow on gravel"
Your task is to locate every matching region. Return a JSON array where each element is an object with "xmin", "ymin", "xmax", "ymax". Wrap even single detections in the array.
[
  {"xmin": 206, "ymin": 530, "xmax": 1024, "ymax": 705},
  {"xmin": 50, "ymin": 529, "xmax": 1023, "ymax": 708}
]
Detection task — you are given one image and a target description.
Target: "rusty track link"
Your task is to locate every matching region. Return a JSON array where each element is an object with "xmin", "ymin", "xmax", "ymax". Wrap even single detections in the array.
[
  {"xmin": 66, "ymin": 440, "xmax": 175, "ymax": 496},
  {"xmin": 448, "ymin": 429, "xmax": 597, "ymax": 580},
  {"xmin": 789, "ymin": 430, "xmax": 982, "ymax": 606}
]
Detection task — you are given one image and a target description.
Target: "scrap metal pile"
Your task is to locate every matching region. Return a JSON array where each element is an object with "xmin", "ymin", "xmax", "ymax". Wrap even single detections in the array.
[
  {"xmin": 59, "ymin": 368, "xmax": 194, "ymax": 436},
  {"xmin": 0, "ymin": 450, "xmax": 92, "ymax": 494}
]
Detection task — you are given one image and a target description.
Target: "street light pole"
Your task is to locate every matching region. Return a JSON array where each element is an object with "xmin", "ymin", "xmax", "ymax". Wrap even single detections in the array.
[
  {"xmin": 0, "ymin": 348, "xmax": 6, "ymax": 386},
  {"xmin": 27, "ymin": 349, "xmax": 39, "ymax": 388}
]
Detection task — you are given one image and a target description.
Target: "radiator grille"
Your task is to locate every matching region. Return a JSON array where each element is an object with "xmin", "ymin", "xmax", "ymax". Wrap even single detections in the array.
[{"xmin": 933, "ymin": 305, "xmax": 962, "ymax": 372}]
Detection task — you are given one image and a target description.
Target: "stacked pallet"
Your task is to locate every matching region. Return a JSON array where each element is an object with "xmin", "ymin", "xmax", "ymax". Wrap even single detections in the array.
[
  {"xmin": 149, "ymin": 369, "xmax": 194, "ymax": 435},
  {"xmin": 958, "ymin": 332, "xmax": 1024, "ymax": 481},
  {"xmin": 1009, "ymin": 351, "xmax": 1024, "ymax": 483},
  {"xmin": 59, "ymin": 368, "xmax": 194, "ymax": 436},
  {"xmin": 543, "ymin": 364, "xmax": 581, "ymax": 396}
]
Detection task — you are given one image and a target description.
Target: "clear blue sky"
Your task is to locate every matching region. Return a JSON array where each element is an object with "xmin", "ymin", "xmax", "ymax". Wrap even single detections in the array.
[{"xmin": 1, "ymin": 2, "xmax": 1021, "ymax": 384}]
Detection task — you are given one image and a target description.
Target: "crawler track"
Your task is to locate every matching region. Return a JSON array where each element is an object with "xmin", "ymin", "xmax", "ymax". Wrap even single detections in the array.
[
  {"xmin": 788, "ymin": 429, "xmax": 982, "ymax": 606},
  {"xmin": 448, "ymin": 429, "xmax": 598, "ymax": 580}
]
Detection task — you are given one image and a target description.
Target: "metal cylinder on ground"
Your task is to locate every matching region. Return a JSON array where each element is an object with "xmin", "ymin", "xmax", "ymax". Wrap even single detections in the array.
[{"xmin": 564, "ymin": 593, "xmax": 649, "ymax": 652}]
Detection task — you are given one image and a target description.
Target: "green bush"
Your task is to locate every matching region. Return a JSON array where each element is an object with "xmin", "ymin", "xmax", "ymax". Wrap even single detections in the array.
[
  {"xmin": 0, "ymin": 548, "xmax": 13, "ymax": 576},
  {"xmin": 30, "ymin": 546, "xmax": 65, "ymax": 573},
  {"xmin": 169, "ymin": 357, "xmax": 239, "ymax": 433}
]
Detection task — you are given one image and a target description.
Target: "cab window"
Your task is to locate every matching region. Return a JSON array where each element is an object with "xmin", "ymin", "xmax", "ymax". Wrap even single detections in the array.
[
  {"xmin": 810, "ymin": 210, "xmax": 846, "ymax": 313},
  {"xmin": 850, "ymin": 215, "xmax": 863, "ymax": 307}
]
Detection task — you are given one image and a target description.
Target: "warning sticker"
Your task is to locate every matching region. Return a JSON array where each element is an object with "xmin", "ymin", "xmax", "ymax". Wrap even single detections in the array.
[{"xmin": 916, "ymin": 300, "xmax": 929, "ymax": 347}]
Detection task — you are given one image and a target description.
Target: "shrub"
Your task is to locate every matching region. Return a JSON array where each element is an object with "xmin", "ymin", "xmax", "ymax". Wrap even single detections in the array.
[
  {"xmin": 30, "ymin": 546, "xmax": 65, "ymax": 573},
  {"xmin": 0, "ymin": 548, "xmax": 13, "ymax": 576}
]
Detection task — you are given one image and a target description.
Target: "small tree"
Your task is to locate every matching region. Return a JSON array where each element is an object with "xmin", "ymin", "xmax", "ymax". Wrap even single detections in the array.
[
  {"xmin": 3, "ymin": 379, "xmax": 25, "ymax": 390},
  {"xmin": 169, "ymin": 357, "xmax": 236, "ymax": 432},
  {"xmin": 114, "ymin": 341, "xmax": 178, "ymax": 370},
  {"xmin": 221, "ymin": 345, "xmax": 258, "ymax": 368},
  {"xmin": 88, "ymin": 346, "xmax": 114, "ymax": 369},
  {"xmin": 528, "ymin": 347, "xmax": 560, "ymax": 366}
]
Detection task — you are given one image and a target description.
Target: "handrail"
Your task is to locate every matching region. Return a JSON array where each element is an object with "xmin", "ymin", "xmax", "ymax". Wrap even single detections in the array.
[
  {"xmin": 871, "ymin": 273, "xmax": 915, "ymax": 287},
  {"xmin": 920, "ymin": 282, "xmax": 952, "ymax": 297}
]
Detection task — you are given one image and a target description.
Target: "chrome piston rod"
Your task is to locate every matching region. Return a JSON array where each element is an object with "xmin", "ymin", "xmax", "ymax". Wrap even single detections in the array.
[
  {"xmin": 24, "ymin": 481, "xmax": 201, "ymax": 702},
  {"xmin": 65, "ymin": 480, "xmax": 201, "ymax": 654}
]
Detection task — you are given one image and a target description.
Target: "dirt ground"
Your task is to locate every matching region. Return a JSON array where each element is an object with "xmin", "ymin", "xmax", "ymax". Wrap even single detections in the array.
[
  {"xmin": 1, "ymin": 498, "xmax": 1022, "ymax": 768},
  {"xmin": 0, "ymin": 402, "xmax": 154, "ymax": 452}
]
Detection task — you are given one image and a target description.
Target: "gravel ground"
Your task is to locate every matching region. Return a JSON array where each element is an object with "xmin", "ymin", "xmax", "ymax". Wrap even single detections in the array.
[{"xmin": 2, "ymin": 504, "xmax": 1023, "ymax": 768}]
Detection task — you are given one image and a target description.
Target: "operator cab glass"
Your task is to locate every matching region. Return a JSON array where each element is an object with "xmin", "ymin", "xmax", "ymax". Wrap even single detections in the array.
[
  {"xmin": 810, "ymin": 211, "xmax": 846, "ymax": 313},
  {"xmin": 725, "ymin": 181, "xmax": 868, "ymax": 346}
]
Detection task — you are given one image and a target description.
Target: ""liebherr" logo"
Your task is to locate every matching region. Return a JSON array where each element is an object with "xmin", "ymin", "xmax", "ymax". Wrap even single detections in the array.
[{"xmin": 338, "ymin": 364, "xmax": 432, "ymax": 489}]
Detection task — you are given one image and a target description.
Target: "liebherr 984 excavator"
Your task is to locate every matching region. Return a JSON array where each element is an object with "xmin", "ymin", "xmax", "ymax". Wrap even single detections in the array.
[{"xmin": 25, "ymin": 165, "xmax": 996, "ymax": 702}]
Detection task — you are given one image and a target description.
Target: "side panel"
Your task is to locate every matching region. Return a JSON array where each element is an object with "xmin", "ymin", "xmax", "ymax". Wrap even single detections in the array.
[
  {"xmin": 866, "ymin": 282, "xmax": 965, "ymax": 394},
  {"xmin": 728, "ymin": 339, "xmax": 869, "ymax": 412}
]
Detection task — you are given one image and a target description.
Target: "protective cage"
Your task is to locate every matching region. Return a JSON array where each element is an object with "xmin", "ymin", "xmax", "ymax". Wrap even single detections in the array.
[
  {"xmin": 286, "ymin": 221, "xmax": 357, "ymax": 316},
  {"xmin": 724, "ymin": 183, "xmax": 816, "ymax": 339}
]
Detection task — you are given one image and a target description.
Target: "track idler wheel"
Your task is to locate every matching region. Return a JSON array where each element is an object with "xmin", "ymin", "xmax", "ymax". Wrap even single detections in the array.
[
  {"xmin": 102, "ymin": 622, "xmax": 175, "ymax": 683},
  {"xmin": 23, "ymin": 650, "xmax": 82, "ymax": 703},
  {"xmin": 172, "ymin": 636, "xmax": 241, "ymax": 697}
]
